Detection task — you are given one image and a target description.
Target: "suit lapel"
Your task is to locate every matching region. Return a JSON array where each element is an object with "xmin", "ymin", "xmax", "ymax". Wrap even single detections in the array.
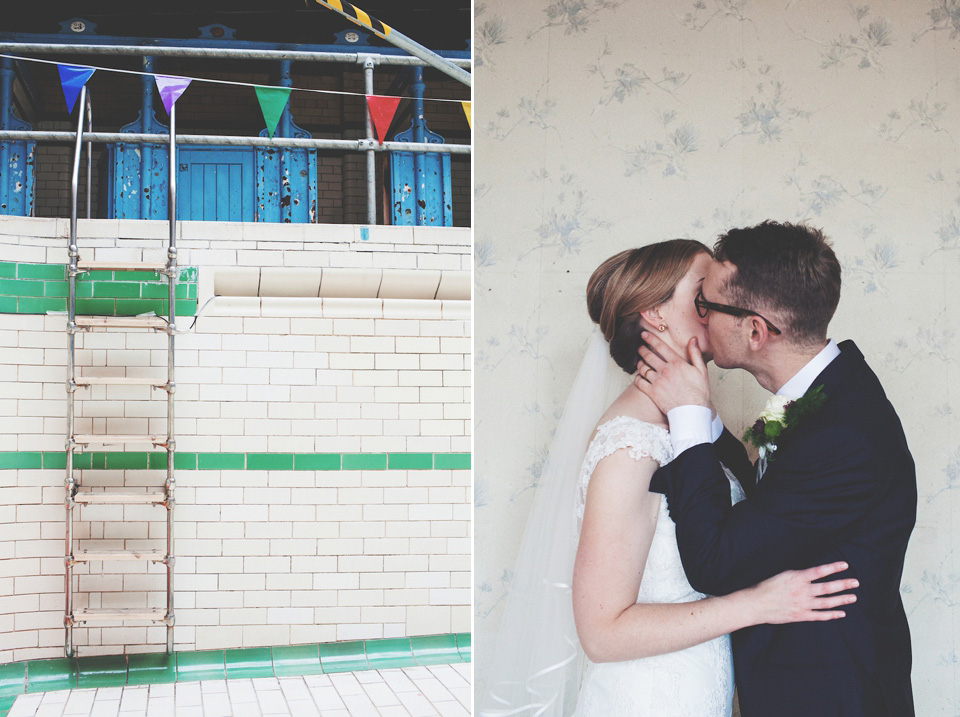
[{"xmin": 754, "ymin": 340, "xmax": 862, "ymax": 482}]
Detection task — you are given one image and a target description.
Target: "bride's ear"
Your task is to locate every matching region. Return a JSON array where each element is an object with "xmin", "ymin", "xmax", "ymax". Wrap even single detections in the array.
[{"xmin": 639, "ymin": 307, "xmax": 663, "ymax": 332}]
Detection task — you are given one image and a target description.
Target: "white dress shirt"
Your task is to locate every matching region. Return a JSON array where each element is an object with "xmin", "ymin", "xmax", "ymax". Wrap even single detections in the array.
[{"xmin": 666, "ymin": 339, "xmax": 841, "ymax": 455}]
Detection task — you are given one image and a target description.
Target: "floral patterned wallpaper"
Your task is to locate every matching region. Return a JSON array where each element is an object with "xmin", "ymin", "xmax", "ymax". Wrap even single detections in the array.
[{"xmin": 475, "ymin": 0, "xmax": 960, "ymax": 712}]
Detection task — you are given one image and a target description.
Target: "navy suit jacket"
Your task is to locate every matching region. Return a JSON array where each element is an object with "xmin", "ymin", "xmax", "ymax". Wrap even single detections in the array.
[{"xmin": 650, "ymin": 340, "xmax": 916, "ymax": 716}]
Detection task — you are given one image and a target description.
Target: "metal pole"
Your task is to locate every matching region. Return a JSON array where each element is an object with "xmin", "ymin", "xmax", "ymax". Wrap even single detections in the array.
[
  {"xmin": 0, "ymin": 57, "xmax": 9, "ymax": 124},
  {"xmin": 0, "ymin": 130, "xmax": 470, "ymax": 154},
  {"xmin": 410, "ymin": 67, "xmax": 427, "ymax": 226},
  {"xmin": 0, "ymin": 58, "xmax": 11, "ymax": 202},
  {"xmin": 165, "ymin": 101, "xmax": 177, "ymax": 654},
  {"xmin": 363, "ymin": 56, "xmax": 376, "ymax": 225},
  {"xmin": 309, "ymin": 0, "xmax": 471, "ymax": 86},
  {"xmin": 279, "ymin": 59, "xmax": 292, "ymax": 223},
  {"xmin": 0, "ymin": 42, "xmax": 471, "ymax": 68},
  {"xmin": 141, "ymin": 56, "xmax": 154, "ymax": 220},
  {"xmin": 64, "ymin": 82, "xmax": 86, "ymax": 659},
  {"xmin": 85, "ymin": 95, "xmax": 92, "ymax": 219}
]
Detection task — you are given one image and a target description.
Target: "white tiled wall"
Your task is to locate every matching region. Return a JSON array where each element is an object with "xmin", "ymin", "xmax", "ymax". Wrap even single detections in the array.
[
  {"xmin": 0, "ymin": 218, "xmax": 471, "ymax": 661},
  {"xmin": 0, "ymin": 218, "xmax": 472, "ymax": 273}
]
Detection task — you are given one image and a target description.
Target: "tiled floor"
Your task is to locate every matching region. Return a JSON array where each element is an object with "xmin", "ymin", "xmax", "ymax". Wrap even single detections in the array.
[{"xmin": 7, "ymin": 663, "xmax": 471, "ymax": 717}]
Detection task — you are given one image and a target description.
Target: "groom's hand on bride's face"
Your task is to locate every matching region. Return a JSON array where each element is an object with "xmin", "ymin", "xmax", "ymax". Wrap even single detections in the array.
[{"xmin": 634, "ymin": 332, "xmax": 712, "ymax": 413}]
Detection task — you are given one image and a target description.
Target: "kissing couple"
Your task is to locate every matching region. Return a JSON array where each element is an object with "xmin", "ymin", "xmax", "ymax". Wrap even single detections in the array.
[{"xmin": 480, "ymin": 221, "xmax": 916, "ymax": 716}]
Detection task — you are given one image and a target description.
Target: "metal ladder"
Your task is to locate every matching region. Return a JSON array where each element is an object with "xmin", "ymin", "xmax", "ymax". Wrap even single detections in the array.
[{"xmin": 64, "ymin": 85, "xmax": 179, "ymax": 657}]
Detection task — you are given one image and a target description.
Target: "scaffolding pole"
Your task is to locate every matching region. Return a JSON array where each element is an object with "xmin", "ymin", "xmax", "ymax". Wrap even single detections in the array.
[
  {"xmin": 0, "ymin": 130, "xmax": 469, "ymax": 154},
  {"xmin": 309, "ymin": 0, "xmax": 472, "ymax": 87},
  {"xmin": 0, "ymin": 43, "xmax": 470, "ymax": 68}
]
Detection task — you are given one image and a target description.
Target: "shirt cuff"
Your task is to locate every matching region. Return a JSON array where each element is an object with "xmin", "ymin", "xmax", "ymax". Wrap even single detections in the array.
[
  {"xmin": 666, "ymin": 405, "xmax": 716, "ymax": 455},
  {"xmin": 710, "ymin": 413, "xmax": 724, "ymax": 443}
]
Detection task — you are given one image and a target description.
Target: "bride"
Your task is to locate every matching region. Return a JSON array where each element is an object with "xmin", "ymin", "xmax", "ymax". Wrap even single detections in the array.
[{"xmin": 479, "ymin": 239, "xmax": 858, "ymax": 717}]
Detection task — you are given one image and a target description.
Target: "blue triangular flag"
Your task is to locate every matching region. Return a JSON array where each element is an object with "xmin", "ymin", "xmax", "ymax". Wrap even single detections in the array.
[{"xmin": 58, "ymin": 65, "xmax": 96, "ymax": 114}]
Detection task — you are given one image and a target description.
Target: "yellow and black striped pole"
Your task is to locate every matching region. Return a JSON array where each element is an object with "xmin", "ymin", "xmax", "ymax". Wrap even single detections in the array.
[{"xmin": 310, "ymin": 0, "xmax": 471, "ymax": 87}]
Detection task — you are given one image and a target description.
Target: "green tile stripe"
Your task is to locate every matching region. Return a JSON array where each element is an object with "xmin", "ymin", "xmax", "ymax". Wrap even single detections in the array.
[
  {"xmin": 0, "ymin": 634, "xmax": 468, "ymax": 708},
  {"xmin": 0, "ymin": 261, "xmax": 198, "ymax": 317},
  {"xmin": 0, "ymin": 452, "xmax": 470, "ymax": 471}
]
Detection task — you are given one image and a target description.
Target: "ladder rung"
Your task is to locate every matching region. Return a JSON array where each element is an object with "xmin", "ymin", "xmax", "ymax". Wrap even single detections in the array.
[
  {"xmin": 74, "ymin": 434, "xmax": 164, "ymax": 446},
  {"xmin": 76, "ymin": 376, "xmax": 168, "ymax": 387},
  {"xmin": 72, "ymin": 608, "xmax": 167, "ymax": 623},
  {"xmin": 77, "ymin": 261, "xmax": 167, "ymax": 273},
  {"xmin": 74, "ymin": 549, "xmax": 167, "ymax": 562},
  {"xmin": 74, "ymin": 491, "xmax": 166, "ymax": 505},
  {"xmin": 75, "ymin": 316, "xmax": 168, "ymax": 330}
]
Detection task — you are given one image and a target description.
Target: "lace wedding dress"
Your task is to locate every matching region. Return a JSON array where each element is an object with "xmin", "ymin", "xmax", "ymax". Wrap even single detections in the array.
[{"xmin": 571, "ymin": 415, "xmax": 746, "ymax": 717}]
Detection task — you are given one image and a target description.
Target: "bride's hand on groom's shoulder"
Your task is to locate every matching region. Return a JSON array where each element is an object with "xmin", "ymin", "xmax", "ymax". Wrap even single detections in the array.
[
  {"xmin": 746, "ymin": 561, "xmax": 859, "ymax": 626},
  {"xmin": 634, "ymin": 332, "xmax": 712, "ymax": 413}
]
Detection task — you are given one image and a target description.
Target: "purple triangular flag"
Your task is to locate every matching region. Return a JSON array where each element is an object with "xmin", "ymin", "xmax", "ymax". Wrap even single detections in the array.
[
  {"xmin": 58, "ymin": 64, "xmax": 96, "ymax": 114},
  {"xmin": 155, "ymin": 75, "xmax": 192, "ymax": 116}
]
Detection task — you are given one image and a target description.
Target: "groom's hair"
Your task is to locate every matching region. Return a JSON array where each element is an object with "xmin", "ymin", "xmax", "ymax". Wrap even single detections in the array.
[{"xmin": 714, "ymin": 221, "xmax": 841, "ymax": 345}]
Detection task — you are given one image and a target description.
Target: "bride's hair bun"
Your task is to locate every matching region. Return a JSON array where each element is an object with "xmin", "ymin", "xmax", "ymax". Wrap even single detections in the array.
[{"xmin": 587, "ymin": 239, "xmax": 710, "ymax": 374}]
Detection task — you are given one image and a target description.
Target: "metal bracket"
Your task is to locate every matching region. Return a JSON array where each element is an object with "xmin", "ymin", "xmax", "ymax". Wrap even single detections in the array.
[{"xmin": 359, "ymin": 54, "xmax": 380, "ymax": 69}]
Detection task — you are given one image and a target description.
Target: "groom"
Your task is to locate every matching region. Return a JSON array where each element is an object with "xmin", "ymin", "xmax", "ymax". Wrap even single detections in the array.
[{"xmin": 635, "ymin": 221, "xmax": 916, "ymax": 716}]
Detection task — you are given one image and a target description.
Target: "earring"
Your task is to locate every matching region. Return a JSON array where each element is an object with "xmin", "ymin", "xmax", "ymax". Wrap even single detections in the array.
[{"xmin": 658, "ymin": 324, "xmax": 666, "ymax": 332}]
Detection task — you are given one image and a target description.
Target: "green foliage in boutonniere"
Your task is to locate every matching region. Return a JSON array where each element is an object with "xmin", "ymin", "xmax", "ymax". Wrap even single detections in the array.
[{"xmin": 743, "ymin": 384, "xmax": 828, "ymax": 461}]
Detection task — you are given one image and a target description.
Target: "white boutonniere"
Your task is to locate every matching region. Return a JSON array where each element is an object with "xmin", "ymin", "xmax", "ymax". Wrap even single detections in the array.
[{"xmin": 743, "ymin": 385, "xmax": 827, "ymax": 478}]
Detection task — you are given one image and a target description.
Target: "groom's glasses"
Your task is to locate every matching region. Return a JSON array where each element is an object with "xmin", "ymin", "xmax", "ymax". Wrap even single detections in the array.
[{"xmin": 695, "ymin": 289, "xmax": 782, "ymax": 335}]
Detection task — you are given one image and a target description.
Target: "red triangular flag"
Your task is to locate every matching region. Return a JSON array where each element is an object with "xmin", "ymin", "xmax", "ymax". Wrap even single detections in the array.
[{"xmin": 366, "ymin": 95, "xmax": 402, "ymax": 144}]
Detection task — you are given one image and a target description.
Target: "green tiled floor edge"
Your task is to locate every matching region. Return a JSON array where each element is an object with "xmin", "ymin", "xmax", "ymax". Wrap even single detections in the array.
[
  {"xmin": 0, "ymin": 633, "xmax": 469, "ymax": 707},
  {"xmin": 0, "ymin": 451, "xmax": 471, "ymax": 471}
]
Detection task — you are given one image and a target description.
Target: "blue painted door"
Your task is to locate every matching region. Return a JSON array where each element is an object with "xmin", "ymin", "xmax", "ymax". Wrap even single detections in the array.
[{"xmin": 177, "ymin": 147, "xmax": 254, "ymax": 221}]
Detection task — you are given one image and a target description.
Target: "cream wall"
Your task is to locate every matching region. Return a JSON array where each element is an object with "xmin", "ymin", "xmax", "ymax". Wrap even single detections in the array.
[{"xmin": 475, "ymin": 0, "xmax": 958, "ymax": 712}]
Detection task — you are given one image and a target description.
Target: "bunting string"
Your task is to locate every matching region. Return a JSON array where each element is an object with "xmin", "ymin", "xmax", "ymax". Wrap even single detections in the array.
[{"xmin": 0, "ymin": 52, "xmax": 470, "ymax": 105}]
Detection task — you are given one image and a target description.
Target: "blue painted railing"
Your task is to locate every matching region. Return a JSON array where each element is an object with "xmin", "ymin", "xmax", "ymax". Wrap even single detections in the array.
[{"xmin": 0, "ymin": 57, "xmax": 35, "ymax": 216}]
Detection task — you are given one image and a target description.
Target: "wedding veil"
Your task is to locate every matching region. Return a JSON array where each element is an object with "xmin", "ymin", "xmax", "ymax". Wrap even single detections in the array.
[{"xmin": 479, "ymin": 330, "xmax": 629, "ymax": 717}]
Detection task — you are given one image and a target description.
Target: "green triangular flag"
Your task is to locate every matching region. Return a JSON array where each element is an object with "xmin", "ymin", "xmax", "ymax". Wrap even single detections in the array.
[{"xmin": 254, "ymin": 86, "xmax": 292, "ymax": 138}]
